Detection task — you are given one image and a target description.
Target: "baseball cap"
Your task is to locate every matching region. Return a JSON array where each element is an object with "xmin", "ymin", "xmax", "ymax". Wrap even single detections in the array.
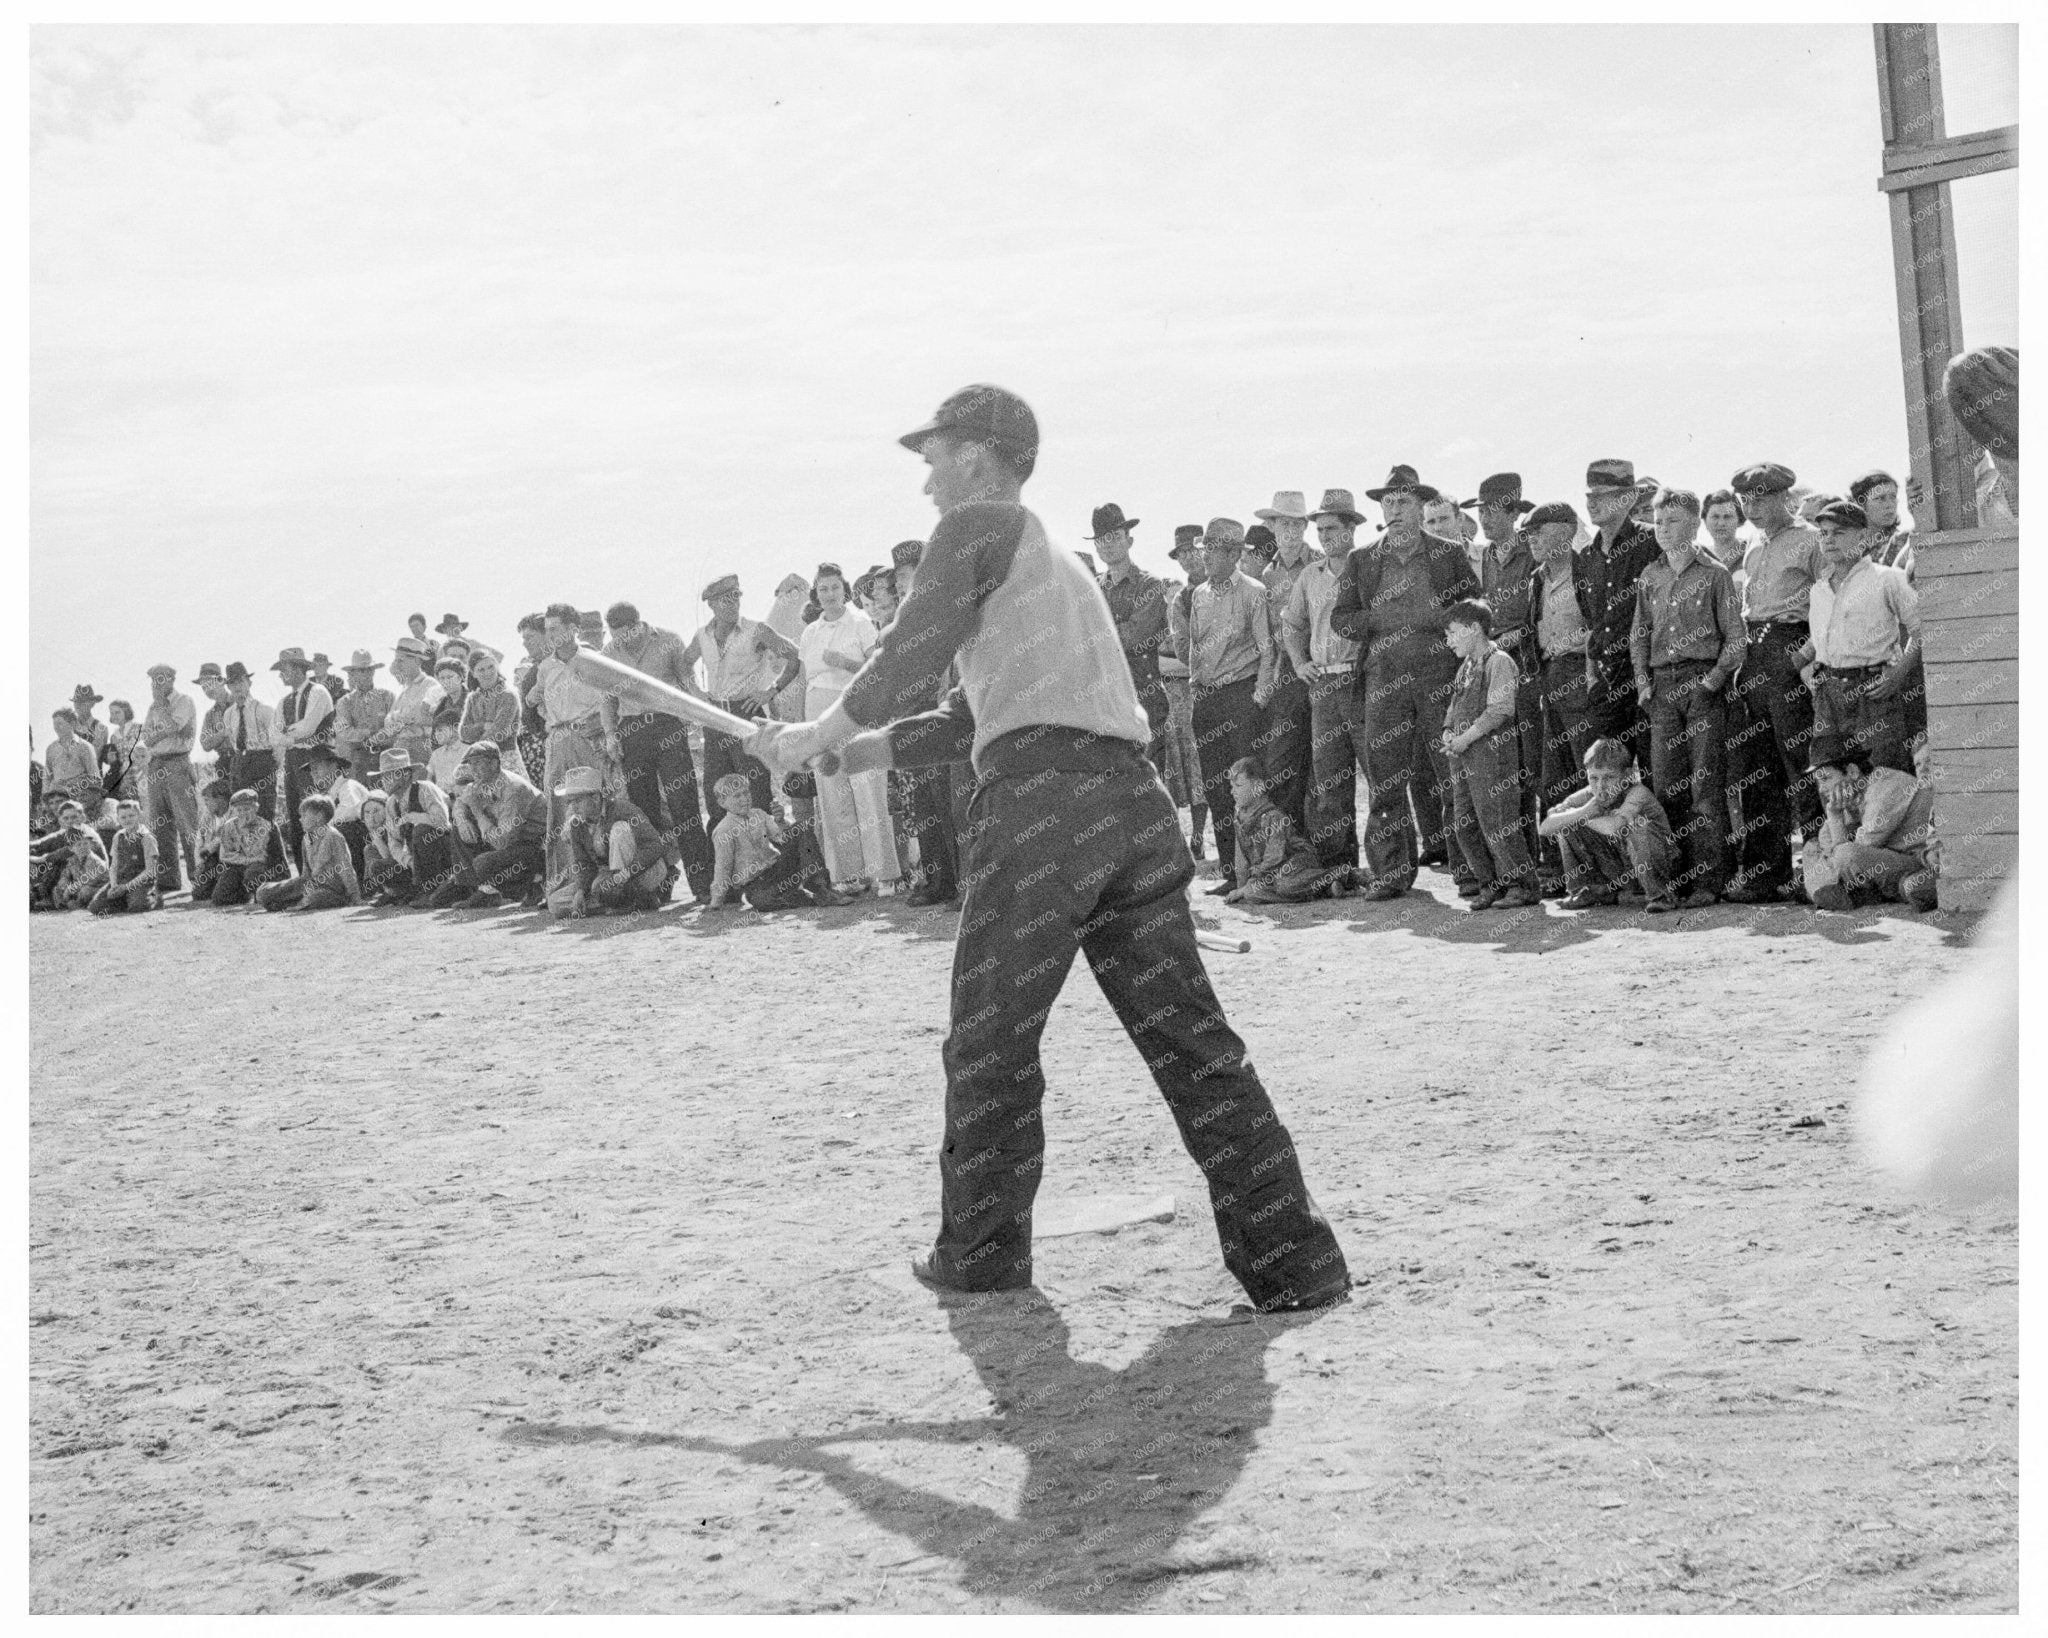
[{"xmin": 897, "ymin": 384, "xmax": 1039, "ymax": 477}]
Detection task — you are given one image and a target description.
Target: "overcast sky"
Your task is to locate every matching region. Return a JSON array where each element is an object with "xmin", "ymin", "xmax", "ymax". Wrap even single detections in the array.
[{"xmin": 29, "ymin": 23, "xmax": 2017, "ymax": 723}]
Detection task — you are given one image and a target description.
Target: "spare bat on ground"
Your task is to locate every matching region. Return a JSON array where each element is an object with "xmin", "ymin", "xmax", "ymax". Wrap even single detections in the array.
[{"xmin": 1196, "ymin": 932, "xmax": 1251, "ymax": 954}]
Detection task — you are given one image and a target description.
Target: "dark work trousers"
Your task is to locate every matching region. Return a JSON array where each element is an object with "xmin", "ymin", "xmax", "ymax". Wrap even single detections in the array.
[
  {"xmin": 1721, "ymin": 666, "xmax": 1776, "ymax": 888},
  {"xmin": 1254, "ymin": 674, "xmax": 1313, "ymax": 835},
  {"xmin": 228, "ymin": 748, "xmax": 279, "ymax": 832},
  {"xmin": 280, "ymin": 748, "xmax": 315, "ymax": 861},
  {"xmin": 1448, "ymin": 733, "xmax": 1536, "ymax": 891},
  {"xmin": 1536, "ymin": 655, "xmax": 1595, "ymax": 885},
  {"xmin": 739, "ymin": 832, "xmax": 818, "ymax": 909},
  {"xmin": 1191, "ymin": 677, "xmax": 1260, "ymax": 885},
  {"xmin": 208, "ymin": 857, "xmax": 283, "ymax": 906},
  {"xmin": 1357, "ymin": 647, "xmax": 1456, "ymax": 893},
  {"xmin": 381, "ymin": 826, "xmax": 456, "ymax": 903},
  {"xmin": 452, "ymin": 831, "xmax": 545, "ymax": 896},
  {"xmin": 1508, "ymin": 659, "xmax": 1544, "ymax": 863},
  {"xmin": 333, "ymin": 817, "xmax": 370, "ymax": 887},
  {"xmin": 617, "ymin": 712, "xmax": 713, "ymax": 899},
  {"xmin": 1813, "ymin": 667, "xmax": 1911, "ymax": 774},
  {"xmin": 900, "ymin": 763, "xmax": 960, "ymax": 896},
  {"xmin": 1588, "ymin": 643, "xmax": 1648, "ymax": 770},
  {"xmin": 932, "ymin": 743, "xmax": 1349, "ymax": 1308},
  {"xmin": 1727, "ymin": 623, "xmax": 1820, "ymax": 890},
  {"xmin": 1560, "ymin": 819, "xmax": 1674, "ymax": 899},
  {"xmin": 700, "ymin": 698, "xmax": 777, "ymax": 818},
  {"xmin": 1305, "ymin": 670, "xmax": 1366, "ymax": 869},
  {"xmin": 1646, "ymin": 662, "xmax": 1730, "ymax": 897}
]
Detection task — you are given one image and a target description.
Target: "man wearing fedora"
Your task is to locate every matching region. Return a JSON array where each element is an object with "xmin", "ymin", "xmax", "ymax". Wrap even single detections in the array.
[
  {"xmin": 1281, "ymin": 488, "xmax": 1368, "ymax": 879},
  {"xmin": 68, "ymin": 684, "xmax": 109, "ymax": 758},
  {"xmin": 1469, "ymin": 474, "xmax": 1544, "ymax": 871},
  {"xmin": 140, "ymin": 664, "xmax": 201, "ymax": 893},
  {"xmin": 1579, "ymin": 458, "xmax": 1662, "ymax": 772},
  {"xmin": 220, "ymin": 661, "xmax": 284, "ymax": 830},
  {"xmin": 331, "ymin": 652, "xmax": 395, "ymax": 796},
  {"xmin": 1252, "ymin": 491, "xmax": 1321, "ymax": 833},
  {"xmin": 1172, "ymin": 516, "xmax": 1277, "ymax": 894},
  {"xmin": 435, "ymin": 613, "xmax": 468, "ymax": 645},
  {"xmin": 1330, "ymin": 465, "xmax": 1480, "ymax": 898},
  {"xmin": 372, "ymin": 636, "xmax": 447, "ymax": 773},
  {"xmin": 1157, "ymin": 525, "xmax": 1212, "ymax": 860},
  {"xmin": 272, "ymin": 646, "xmax": 335, "ymax": 863},
  {"xmin": 680, "ymin": 577, "xmax": 802, "ymax": 836},
  {"xmin": 194, "ymin": 661, "xmax": 232, "ymax": 778},
  {"xmin": 307, "ymin": 651, "xmax": 343, "ymax": 700},
  {"xmin": 1089, "ymin": 503, "xmax": 1171, "ymax": 768}
]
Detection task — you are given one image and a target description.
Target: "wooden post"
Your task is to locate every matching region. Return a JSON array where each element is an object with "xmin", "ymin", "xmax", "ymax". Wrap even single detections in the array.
[{"xmin": 1873, "ymin": 24, "xmax": 1974, "ymax": 532}]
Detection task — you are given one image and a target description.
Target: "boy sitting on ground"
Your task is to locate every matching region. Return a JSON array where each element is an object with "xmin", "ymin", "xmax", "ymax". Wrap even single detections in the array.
[
  {"xmin": 359, "ymin": 792, "xmax": 407, "ymax": 902},
  {"xmin": 194, "ymin": 778, "xmax": 232, "ymax": 903},
  {"xmin": 209, "ymin": 786, "xmax": 286, "ymax": 906},
  {"xmin": 30, "ymin": 800, "xmax": 107, "ymax": 910},
  {"xmin": 88, "ymin": 800, "xmax": 160, "ymax": 914},
  {"xmin": 256, "ymin": 794, "xmax": 363, "ymax": 911},
  {"xmin": 1225, "ymin": 757, "xmax": 1328, "ymax": 904},
  {"xmin": 706, "ymin": 771, "xmax": 849, "ymax": 911},
  {"xmin": 1538, "ymin": 737, "xmax": 1680, "ymax": 913},
  {"xmin": 1801, "ymin": 735, "xmax": 1938, "ymax": 912}
]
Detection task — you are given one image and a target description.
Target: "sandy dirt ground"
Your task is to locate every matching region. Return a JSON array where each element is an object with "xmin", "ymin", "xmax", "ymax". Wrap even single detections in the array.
[{"xmin": 29, "ymin": 867, "xmax": 2017, "ymax": 1614}]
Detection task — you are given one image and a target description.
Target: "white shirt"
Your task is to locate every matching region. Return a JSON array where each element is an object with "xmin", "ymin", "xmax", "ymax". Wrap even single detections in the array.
[
  {"xmin": 698, "ymin": 617, "xmax": 781, "ymax": 701},
  {"xmin": 797, "ymin": 608, "xmax": 877, "ymax": 708},
  {"xmin": 320, "ymin": 774, "xmax": 370, "ymax": 826}
]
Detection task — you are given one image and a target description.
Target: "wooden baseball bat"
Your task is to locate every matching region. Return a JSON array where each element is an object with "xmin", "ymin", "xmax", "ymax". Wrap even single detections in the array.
[
  {"xmin": 1196, "ymin": 932, "xmax": 1250, "ymax": 954},
  {"xmin": 565, "ymin": 648, "xmax": 762, "ymax": 740}
]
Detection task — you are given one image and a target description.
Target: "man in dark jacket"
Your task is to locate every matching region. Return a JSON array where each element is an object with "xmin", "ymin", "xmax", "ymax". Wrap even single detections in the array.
[
  {"xmin": 1523, "ymin": 502, "xmax": 1598, "ymax": 891},
  {"xmin": 1329, "ymin": 465, "xmax": 1480, "ymax": 899},
  {"xmin": 1579, "ymin": 458, "xmax": 1661, "ymax": 770}
]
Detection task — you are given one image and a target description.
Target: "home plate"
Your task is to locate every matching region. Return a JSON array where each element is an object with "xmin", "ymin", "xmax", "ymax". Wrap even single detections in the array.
[
  {"xmin": 1036, "ymin": 1192, "xmax": 1176, "ymax": 1239},
  {"xmin": 864, "ymin": 1194, "xmax": 1177, "ymax": 1292}
]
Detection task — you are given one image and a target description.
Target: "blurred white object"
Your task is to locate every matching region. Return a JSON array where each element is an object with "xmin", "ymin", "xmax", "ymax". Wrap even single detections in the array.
[{"xmin": 1858, "ymin": 877, "xmax": 2018, "ymax": 1207}]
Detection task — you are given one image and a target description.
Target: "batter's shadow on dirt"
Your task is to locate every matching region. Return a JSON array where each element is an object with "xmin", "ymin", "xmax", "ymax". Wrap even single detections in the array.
[
  {"xmin": 1312, "ymin": 892, "xmax": 1604, "ymax": 955},
  {"xmin": 501, "ymin": 1288, "xmax": 1324, "ymax": 1611}
]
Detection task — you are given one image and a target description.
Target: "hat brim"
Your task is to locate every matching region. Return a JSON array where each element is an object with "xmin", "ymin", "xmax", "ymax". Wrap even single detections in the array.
[
  {"xmin": 1252, "ymin": 509, "xmax": 1309, "ymax": 522},
  {"xmin": 1308, "ymin": 510, "xmax": 1367, "ymax": 526},
  {"xmin": 1364, "ymin": 484, "xmax": 1441, "ymax": 503},
  {"xmin": 308, "ymin": 746, "xmax": 350, "ymax": 768},
  {"xmin": 1086, "ymin": 518, "xmax": 1139, "ymax": 539},
  {"xmin": 896, "ymin": 417, "xmax": 945, "ymax": 453},
  {"xmin": 553, "ymin": 783, "xmax": 604, "ymax": 799},
  {"xmin": 1462, "ymin": 497, "xmax": 1533, "ymax": 513}
]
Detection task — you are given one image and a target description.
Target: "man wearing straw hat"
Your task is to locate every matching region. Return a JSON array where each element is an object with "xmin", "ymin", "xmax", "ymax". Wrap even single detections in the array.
[
  {"xmin": 331, "ymin": 651, "xmax": 395, "ymax": 797},
  {"xmin": 271, "ymin": 646, "xmax": 335, "ymax": 862},
  {"xmin": 1281, "ymin": 488, "xmax": 1368, "ymax": 880},
  {"xmin": 1251, "ymin": 490, "xmax": 1320, "ymax": 832}
]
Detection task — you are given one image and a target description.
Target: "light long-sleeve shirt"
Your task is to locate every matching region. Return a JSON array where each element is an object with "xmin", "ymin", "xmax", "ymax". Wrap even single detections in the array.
[
  {"xmin": 1741, "ymin": 522, "xmax": 1828, "ymax": 623},
  {"xmin": 1175, "ymin": 571, "xmax": 1271, "ymax": 689},
  {"xmin": 217, "ymin": 811, "xmax": 278, "ymax": 867},
  {"xmin": 1817, "ymin": 767, "xmax": 1934, "ymax": 862},
  {"xmin": 454, "ymin": 769, "xmax": 547, "ymax": 849},
  {"xmin": 1281, "ymin": 558, "xmax": 1362, "ymax": 670},
  {"xmin": 1808, "ymin": 559, "xmax": 1920, "ymax": 668},
  {"xmin": 301, "ymin": 824, "xmax": 362, "ymax": 903},
  {"xmin": 530, "ymin": 653, "xmax": 607, "ymax": 730},
  {"xmin": 223, "ymin": 697, "xmax": 284, "ymax": 753}
]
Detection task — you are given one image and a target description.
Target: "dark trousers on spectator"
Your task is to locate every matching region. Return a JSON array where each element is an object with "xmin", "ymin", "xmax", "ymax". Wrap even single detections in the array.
[
  {"xmin": 900, "ymin": 763, "xmax": 960, "ymax": 896},
  {"xmin": 930, "ymin": 744, "xmax": 1348, "ymax": 1309},
  {"xmin": 375, "ymin": 828, "xmax": 457, "ymax": 903},
  {"xmin": 700, "ymin": 699, "xmax": 776, "ymax": 819},
  {"xmin": 1588, "ymin": 645, "xmax": 1648, "ymax": 771},
  {"xmin": 334, "ymin": 818, "xmax": 369, "ymax": 886},
  {"xmin": 1255, "ymin": 674, "xmax": 1313, "ymax": 834},
  {"xmin": 1357, "ymin": 652, "xmax": 1456, "ymax": 893},
  {"xmin": 1509, "ymin": 659, "xmax": 1544, "ymax": 863},
  {"xmin": 738, "ymin": 833, "xmax": 819, "ymax": 909},
  {"xmin": 453, "ymin": 832, "xmax": 545, "ymax": 898},
  {"xmin": 1647, "ymin": 661, "xmax": 1729, "ymax": 898},
  {"xmin": 1191, "ymin": 678, "xmax": 1260, "ymax": 886},
  {"xmin": 146, "ymin": 753, "xmax": 200, "ymax": 892},
  {"xmin": 89, "ymin": 880, "xmax": 157, "ymax": 914},
  {"xmin": 209, "ymin": 859, "xmax": 283, "ymax": 906},
  {"xmin": 280, "ymin": 748, "xmax": 317, "ymax": 860},
  {"xmin": 617, "ymin": 713, "xmax": 713, "ymax": 899},
  {"xmin": 1448, "ymin": 733, "xmax": 1536, "ymax": 892},
  {"xmin": 1536, "ymin": 654, "xmax": 1595, "ymax": 886},
  {"xmin": 1727, "ymin": 623, "xmax": 1820, "ymax": 891},
  {"xmin": 1813, "ymin": 666, "xmax": 1911, "ymax": 774},
  {"xmin": 1305, "ymin": 671, "xmax": 1366, "ymax": 870},
  {"xmin": 229, "ymin": 749, "xmax": 279, "ymax": 829},
  {"xmin": 256, "ymin": 877, "xmax": 351, "ymax": 912}
]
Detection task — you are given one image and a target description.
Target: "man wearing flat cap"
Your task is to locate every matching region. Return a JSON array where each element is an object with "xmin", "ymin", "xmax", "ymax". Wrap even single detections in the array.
[
  {"xmin": 1793, "ymin": 499, "xmax": 1921, "ymax": 777},
  {"xmin": 1281, "ymin": 489, "xmax": 1368, "ymax": 878},
  {"xmin": 1170, "ymin": 516, "xmax": 1277, "ymax": 892},
  {"xmin": 1721, "ymin": 460, "xmax": 1827, "ymax": 901},
  {"xmin": 680, "ymin": 577, "xmax": 803, "ymax": 844},
  {"xmin": 1251, "ymin": 491, "xmax": 1321, "ymax": 832},
  {"xmin": 1089, "ymin": 504, "xmax": 1172, "ymax": 773},
  {"xmin": 1470, "ymin": 474, "xmax": 1543, "ymax": 865},
  {"xmin": 1329, "ymin": 465, "xmax": 1481, "ymax": 898},
  {"xmin": 447, "ymin": 739, "xmax": 549, "ymax": 908},
  {"xmin": 1578, "ymin": 459, "xmax": 1662, "ymax": 773},
  {"xmin": 751, "ymin": 381, "xmax": 1348, "ymax": 1313},
  {"xmin": 600, "ymin": 597, "xmax": 718, "ymax": 902}
]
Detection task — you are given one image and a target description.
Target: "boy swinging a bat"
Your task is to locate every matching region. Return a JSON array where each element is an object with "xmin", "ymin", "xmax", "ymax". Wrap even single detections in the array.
[{"xmin": 750, "ymin": 384, "xmax": 1350, "ymax": 1311}]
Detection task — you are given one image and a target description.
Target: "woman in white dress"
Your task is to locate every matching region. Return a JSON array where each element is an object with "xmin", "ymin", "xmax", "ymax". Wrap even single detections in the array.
[{"xmin": 796, "ymin": 563, "xmax": 903, "ymax": 893}]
